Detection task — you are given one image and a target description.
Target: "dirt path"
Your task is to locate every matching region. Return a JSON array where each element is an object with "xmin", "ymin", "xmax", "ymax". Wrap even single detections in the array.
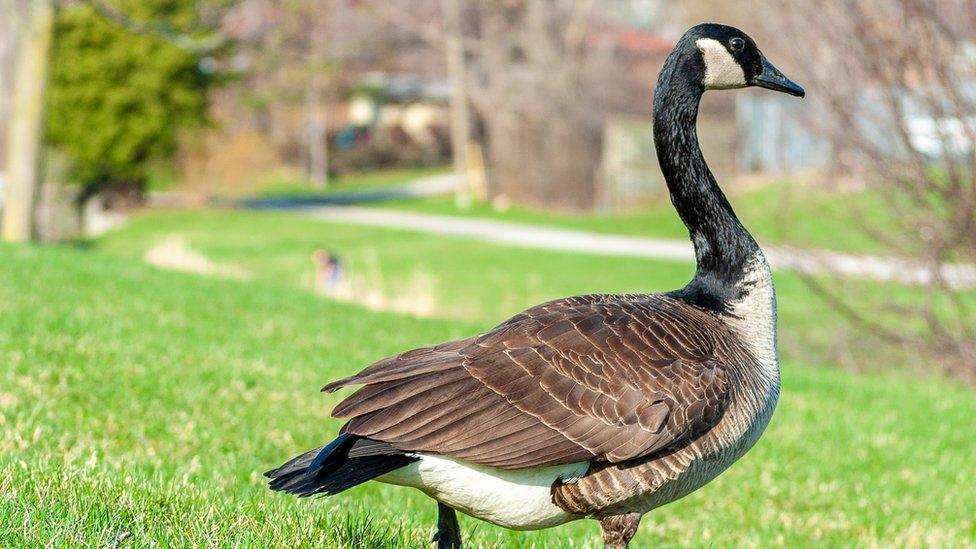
[{"xmin": 299, "ymin": 205, "xmax": 976, "ymax": 290}]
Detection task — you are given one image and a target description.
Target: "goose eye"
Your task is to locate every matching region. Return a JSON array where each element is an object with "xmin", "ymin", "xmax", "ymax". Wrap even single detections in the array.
[{"xmin": 729, "ymin": 37, "xmax": 745, "ymax": 52}]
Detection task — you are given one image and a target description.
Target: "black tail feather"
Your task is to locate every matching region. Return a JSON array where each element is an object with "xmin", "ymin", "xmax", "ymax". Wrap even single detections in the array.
[{"xmin": 266, "ymin": 433, "xmax": 417, "ymax": 497}]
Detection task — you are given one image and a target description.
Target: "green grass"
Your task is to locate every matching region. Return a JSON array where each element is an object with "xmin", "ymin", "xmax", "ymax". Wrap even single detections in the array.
[
  {"xmin": 258, "ymin": 165, "xmax": 450, "ymax": 198},
  {"xmin": 380, "ymin": 182, "xmax": 897, "ymax": 255},
  {"xmin": 2, "ymin": 210, "xmax": 975, "ymax": 547},
  {"xmin": 95, "ymin": 209, "xmax": 948, "ymax": 368}
]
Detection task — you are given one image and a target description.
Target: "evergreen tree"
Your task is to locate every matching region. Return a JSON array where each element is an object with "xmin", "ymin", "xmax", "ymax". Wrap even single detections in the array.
[{"xmin": 46, "ymin": 1, "xmax": 219, "ymax": 201}]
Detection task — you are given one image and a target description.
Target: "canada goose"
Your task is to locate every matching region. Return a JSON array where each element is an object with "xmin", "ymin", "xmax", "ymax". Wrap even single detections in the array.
[{"xmin": 267, "ymin": 23, "xmax": 804, "ymax": 549}]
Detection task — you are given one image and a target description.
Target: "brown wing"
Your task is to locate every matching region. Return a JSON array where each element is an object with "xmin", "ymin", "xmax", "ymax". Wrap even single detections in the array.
[{"xmin": 323, "ymin": 294, "xmax": 733, "ymax": 469}]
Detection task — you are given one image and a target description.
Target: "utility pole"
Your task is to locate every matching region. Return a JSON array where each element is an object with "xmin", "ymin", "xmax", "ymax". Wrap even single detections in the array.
[
  {"xmin": 2, "ymin": 0, "xmax": 54, "ymax": 242},
  {"xmin": 441, "ymin": 0, "xmax": 471, "ymax": 205}
]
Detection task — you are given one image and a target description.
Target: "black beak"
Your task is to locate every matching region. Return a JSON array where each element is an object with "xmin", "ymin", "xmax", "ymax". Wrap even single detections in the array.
[{"xmin": 752, "ymin": 58, "xmax": 805, "ymax": 98}]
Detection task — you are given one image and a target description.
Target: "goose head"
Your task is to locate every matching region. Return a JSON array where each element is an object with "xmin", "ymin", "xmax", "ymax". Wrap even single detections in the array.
[{"xmin": 683, "ymin": 23, "xmax": 804, "ymax": 97}]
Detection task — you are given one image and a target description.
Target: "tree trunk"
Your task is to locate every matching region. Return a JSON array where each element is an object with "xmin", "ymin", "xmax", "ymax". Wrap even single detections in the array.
[
  {"xmin": 485, "ymin": 108, "xmax": 599, "ymax": 212},
  {"xmin": 0, "ymin": 0, "xmax": 26, "ymax": 165},
  {"xmin": 2, "ymin": 0, "xmax": 53, "ymax": 243},
  {"xmin": 305, "ymin": 82, "xmax": 329, "ymax": 189},
  {"xmin": 442, "ymin": 0, "xmax": 471, "ymax": 202}
]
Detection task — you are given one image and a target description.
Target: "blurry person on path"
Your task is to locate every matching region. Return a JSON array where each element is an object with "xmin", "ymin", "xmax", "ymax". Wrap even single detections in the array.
[{"xmin": 312, "ymin": 248, "xmax": 342, "ymax": 295}]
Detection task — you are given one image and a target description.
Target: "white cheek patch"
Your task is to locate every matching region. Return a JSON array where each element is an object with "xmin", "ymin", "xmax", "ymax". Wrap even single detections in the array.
[{"xmin": 696, "ymin": 38, "xmax": 747, "ymax": 90}]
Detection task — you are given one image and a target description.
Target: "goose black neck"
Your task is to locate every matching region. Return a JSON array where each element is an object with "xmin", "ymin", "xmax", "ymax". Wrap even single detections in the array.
[{"xmin": 653, "ymin": 42, "xmax": 759, "ymax": 306}]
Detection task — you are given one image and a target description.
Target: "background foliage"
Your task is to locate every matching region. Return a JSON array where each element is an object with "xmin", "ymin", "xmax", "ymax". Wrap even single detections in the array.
[{"xmin": 45, "ymin": 1, "xmax": 216, "ymax": 198}]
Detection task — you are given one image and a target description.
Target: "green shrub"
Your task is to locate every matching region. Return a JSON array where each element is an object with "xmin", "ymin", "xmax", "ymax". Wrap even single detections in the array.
[{"xmin": 45, "ymin": 1, "xmax": 218, "ymax": 198}]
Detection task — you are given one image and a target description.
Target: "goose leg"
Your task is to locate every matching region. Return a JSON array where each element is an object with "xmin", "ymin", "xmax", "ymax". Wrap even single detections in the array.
[
  {"xmin": 431, "ymin": 502, "xmax": 462, "ymax": 549},
  {"xmin": 599, "ymin": 513, "xmax": 642, "ymax": 549}
]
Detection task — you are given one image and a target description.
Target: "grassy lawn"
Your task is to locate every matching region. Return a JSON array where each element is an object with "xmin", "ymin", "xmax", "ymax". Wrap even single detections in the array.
[
  {"xmin": 95, "ymin": 209, "xmax": 949, "ymax": 369},
  {"xmin": 3, "ymin": 210, "xmax": 974, "ymax": 547},
  {"xmin": 257, "ymin": 166, "xmax": 451, "ymax": 198},
  {"xmin": 380, "ymin": 182, "xmax": 897, "ymax": 255}
]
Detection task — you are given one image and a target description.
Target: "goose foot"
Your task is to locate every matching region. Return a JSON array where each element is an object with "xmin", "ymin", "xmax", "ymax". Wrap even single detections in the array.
[
  {"xmin": 431, "ymin": 502, "xmax": 462, "ymax": 549},
  {"xmin": 599, "ymin": 512, "xmax": 642, "ymax": 549}
]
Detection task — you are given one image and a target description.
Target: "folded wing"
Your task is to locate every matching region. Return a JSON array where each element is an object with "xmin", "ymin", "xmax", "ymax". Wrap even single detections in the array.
[{"xmin": 323, "ymin": 295, "xmax": 732, "ymax": 469}]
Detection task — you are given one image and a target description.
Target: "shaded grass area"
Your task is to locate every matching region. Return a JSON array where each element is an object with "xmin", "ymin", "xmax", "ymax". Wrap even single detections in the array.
[
  {"xmin": 257, "ymin": 166, "xmax": 450, "ymax": 198},
  {"xmin": 1, "ymin": 242, "xmax": 974, "ymax": 547},
  {"xmin": 380, "ymin": 182, "xmax": 897, "ymax": 255}
]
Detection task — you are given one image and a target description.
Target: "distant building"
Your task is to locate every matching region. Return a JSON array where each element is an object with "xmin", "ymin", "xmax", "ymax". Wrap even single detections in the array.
[
  {"xmin": 346, "ymin": 73, "xmax": 451, "ymax": 157},
  {"xmin": 736, "ymin": 94, "xmax": 831, "ymax": 173},
  {"xmin": 736, "ymin": 85, "xmax": 976, "ymax": 174}
]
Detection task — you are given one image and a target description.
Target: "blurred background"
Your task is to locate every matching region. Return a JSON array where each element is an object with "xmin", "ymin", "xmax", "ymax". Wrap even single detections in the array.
[{"xmin": 1, "ymin": 1, "xmax": 975, "ymax": 547}]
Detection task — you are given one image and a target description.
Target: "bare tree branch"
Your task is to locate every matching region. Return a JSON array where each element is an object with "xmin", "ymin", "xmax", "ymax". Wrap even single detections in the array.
[
  {"xmin": 764, "ymin": 0, "xmax": 976, "ymax": 376},
  {"xmin": 85, "ymin": 0, "xmax": 227, "ymax": 54}
]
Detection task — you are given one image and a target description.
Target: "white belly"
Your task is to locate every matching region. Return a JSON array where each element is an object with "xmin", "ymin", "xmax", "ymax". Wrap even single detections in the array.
[{"xmin": 377, "ymin": 455, "xmax": 588, "ymax": 530}]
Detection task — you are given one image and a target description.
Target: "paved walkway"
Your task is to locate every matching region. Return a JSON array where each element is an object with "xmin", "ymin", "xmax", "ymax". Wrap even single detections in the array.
[
  {"xmin": 240, "ymin": 173, "xmax": 463, "ymax": 209},
  {"xmin": 300, "ymin": 205, "xmax": 976, "ymax": 290}
]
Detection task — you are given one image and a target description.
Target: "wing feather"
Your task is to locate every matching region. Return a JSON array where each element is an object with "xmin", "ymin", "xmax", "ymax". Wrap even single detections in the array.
[{"xmin": 326, "ymin": 294, "xmax": 738, "ymax": 469}]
